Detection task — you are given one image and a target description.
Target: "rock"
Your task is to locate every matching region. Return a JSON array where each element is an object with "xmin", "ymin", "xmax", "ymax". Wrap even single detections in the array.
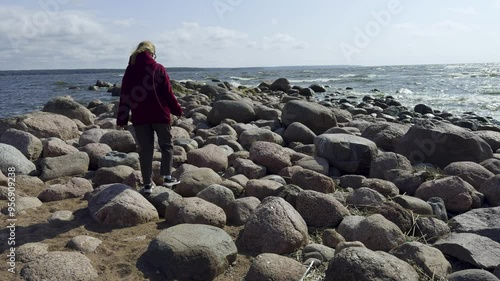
[
  {"xmin": 239, "ymin": 128, "xmax": 284, "ymax": 149},
  {"xmin": 325, "ymin": 247, "xmax": 419, "ymax": 281},
  {"xmin": 337, "ymin": 214, "xmax": 405, "ymax": 251},
  {"xmin": 447, "ymin": 269, "xmax": 500, "ymax": 281},
  {"xmin": 415, "ymin": 216, "xmax": 451, "ymax": 243},
  {"xmin": 88, "ymin": 183, "xmax": 158, "ymax": 226},
  {"xmin": 17, "ymin": 243, "xmax": 49, "ymax": 263},
  {"xmin": 48, "ymin": 210, "xmax": 75, "ymax": 225},
  {"xmin": 361, "ymin": 122, "xmax": 410, "ymax": 151},
  {"xmin": 238, "ymin": 197, "xmax": 308, "ymax": 254},
  {"xmin": 99, "ymin": 130, "xmax": 136, "ymax": 153},
  {"xmin": 434, "ymin": 233, "xmax": 500, "ymax": 270},
  {"xmin": 207, "ymin": 100, "xmax": 257, "ymax": 125},
  {"xmin": 415, "ymin": 176, "xmax": 475, "ymax": 213},
  {"xmin": 228, "ymin": 197, "xmax": 260, "ymax": 226},
  {"xmin": 299, "ymin": 87, "xmax": 315, "ymax": 97},
  {"xmin": 233, "ymin": 158, "xmax": 267, "ymax": 179},
  {"xmin": 475, "ymin": 130, "xmax": 500, "ymax": 151},
  {"xmin": 14, "ymin": 175, "xmax": 45, "ymax": 197},
  {"xmin": 1, "ymin": 196, "xmax": 42, "ymax": 215},
  {"xmin": 322, "ymin": 229, "xmax": 346, "ymax": 249},
  {"xmin": 296, "ymin": 190, "xmax": 350, "ymax": 227},
  {"xmin": 196, "ymin": 184, "xmax": 235, "ymax": 214},
  {"xmin": 66, "ymin": 235, "xmax": 102, "ymax": 253},
  {"xmin": 480, "ymin": 175, "xmax": 500, "ymax": 206},
  {"xmin": 427, "ymin": 197, "xmax": 448, "ymax": 221},
  {"xmin": 94, "ymin": 165, "xmax": 134, "ymax": 186},
  {"xmin": 449, "ymin": 207, "xmax": 500, "ymax": 243},
  {"xmin": 481, "ymin": 158, "xmax": 500, "ymax": 174},
  {"xmin": 395, "ymin": 119, "xmax": 493, "ymax": 168},
  {"xmin": 282, "ymin": 100, "xmax": 337, "ymax": 135},
  {"xmin": 339, "ymin": 175, "xmax": 365, "ymax": 189},
  {"xmin": 175, "ymin": 167, "xmax": 222, "ymax": 197},
  {"xmin": 97, "ymin": 151, "xmax": 140, "ymax": 170},
  {"xmin": 245, "ymin": 179, "xmax": 283, "ymax": 200},
  {"xmin": 43, "ymin": 96, "xmax": 94, "ymax": 125},
  {"xmin": 42, "ymin": 137, "xmax": 79, "ymax": 157},
  {"xmin": 171, "ymin": 126, "xmax": 191, "ymax": 139},
  {"xmin": 146, "ymin": 223, "xmax": 237, "ymax": 280},
  {"xmin": 81, "ymin": 143, "xmax": 112, "ymax": 169},
  {"xmin": 196, "ymin": 123, "xmax": 237, "ymax": 139},
  {"xmin": 39, "ymin": 152, "xmax": 89, "ymax": 181},
  {"xmin": 145, "ymin": 186, "xmax": 182, "ymax": 217},
  {"xmin": 443, "ymin": 161, "xmax": 495, "ymax": 190},
  {"xmin": 393, "ymin": 195, "xmax": 433, "ymax": 215},
  {"xmin": 165, "ymin": 197, "xmax": 226, "ymax": 228},
  {"xmin": 245, "ymin": 253, "xmax": 306, "ymax": 281},
  {"xmin": 371, "ymin": 201, "xmax": 414, "ymax": 233},
  {"xmin": 346, "ymin": 187, "xmax": 386, "ymax": 206},
  {"xmin": 290, "ymin": 169, "xmax": 336, "ymax": 193},
  {"xmin": 384, "ymin": 169, "xmax": 425, "ymax": 196},
  {"xmin": 0, "ymin": 128, "xmax": 42, "ymax": 160},
  {"xmin": 389, "ymin": 242, "xmax": 451, "ymax": 279},
  {"xmin": 270, "ymin": 78, "xmax": 291, "ymax": 92},
  {"xmin": 283, "ymin": 122, "xmax": 317, "ymax": 144},
  {"xmin": 369, "ymin": 152, "xmax": 413, "ymax": 179},
  {"xmin": 96, "ymin": 80, "xmax": 113, "ymax": 87},
  {"xmin": 20, "ymin": 251, "xmax": 98, "ymax": 281},
  {"xmin": 79, "ymin": 128, "xmax": 106, "ymax": 146},
  {"xmin": 249, "ymin": 141, "xmax": 293, "ymax": 174},
  {"xmin": 414, "ymin": 104, "xmax": 434, "ymax": 114},
  {"xmin": 0, "ymin": 111, "xmax": 79, "ymax": 141},
  {"xmin": 361, "ymin": 178, "xmax": 399, "ymax": 197},
  {"xmin": 294, "ymin": 156, "xmax": 329, "ymax": 175},
  {"xmin": 315, "ymin": 134, "xmax": 378, "ymax": 175},
  {"xmin": 187, "ymin": 144, "xmax": 228, "ymax": 172},
  {"xmin": 38, "ymin": 177, "xmax": 93, "ymax": 202},
  {"xmin": 0, "ymin": 143, "xmax": 37, "ymax": 175}
]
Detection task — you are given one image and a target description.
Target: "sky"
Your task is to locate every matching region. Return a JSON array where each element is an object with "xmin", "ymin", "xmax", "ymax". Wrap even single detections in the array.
[{"xmin": 0, "ymin": 0, "xmax": 499, "ymax": 70}]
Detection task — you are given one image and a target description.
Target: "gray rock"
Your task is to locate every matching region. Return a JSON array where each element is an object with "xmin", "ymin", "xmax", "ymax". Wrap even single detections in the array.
[
  {"xmin": 175, "ymin": 167, "xmax": 222, "ymax": 197},
  {"xmin": 220, "ymin": 178, "xmax": 244, "ymax": 198},
  {"xmin": 187, "ymin": 144, "xmax": 228, "ymax": 172},
  {"xmin": 393, "ymin": 195, "xmax": 433, "ymax": 215},
  {"xmin": 81, "ymin": 143, "xmax": 112, "ymax": 169},
  {"xmin": 66, "ymin": 235, "xmax": 102, "ymax": 253},
  {"xmin": 480, "ymin": 175, "xmax": 500, "ymax": 206},
  {"xmin": 228, "ymin": 196, "xmax": 261, "ymax": 226},
  {"xmin": 245, "ymin": 179, "xmax": 283, "ymax": 200},
  {"xmin": 443, "ymin": 161, "xmax": 495, "ymax": 190},
  {"xmin": 93, "ymin": 165, "xmax": 134, "ymax": 186},
  {"xmin": 245, "ymin": 253, "xmax": 306, "ymax": 281},
  {"xmin": 196, "ymin": 123, "xmax": 237, "ymax": 139},
  {"xmin": 282, "ymin": 100, "xmax": 337, "ymax": 135},
  {"xmin": 20, "ymin": 251, "xmax": 98, "ymax": 281},
  {"xmin": 294, "ymin": 156, "xmax": 329, "ymax": 175},
  {"xmin": 346, "ymin": 187, "xmax": 386, "ymax": 206},
  {"xmin": 371, "ymin": 201, "xmax": 414, "ymax": 233},
  {"xmin": 290, "ymin": 169, "xmax": 335, "ymax": 193},
  {"xmin": 43, "ymin": 96, "xmax": 95, "ymax": 125},
  {"xmin": 38, "ymin": 177, "xmax": 93, "ymax": 202},
  {"xmin": 196, "ymin": 184, "xmax": 235, "ymax": 214},
  {"xmin": 427, "ymin": 197, "xmax": 448, "ymax": 221},
  {"xmin": 296, "ymin": 190, "xmax": 349, "ymax": 227},
  {"xmin": 361, "ymin": 178, "xmax": 399, "ymax": 197},
  {"xmin": 270, "ymin": 78, "xmax": 292, "ymax": 92},
  {"xmin": 165, "ymin": 197, "xmax": 226, "ymax": 228},
  {"xmin": 42, "ymin": 137, "xmax": 79, "ymax": 157},
  {"xmin": 173, "ymin": 138, "xmax": 199, "ymax": 152},
  {"xmin": 361, "ymin": 122, "xmax": 410, "ymax": 151},
  {"xmin": 389, "ymin": 242, "xmax": 451, "ymax": 279},
  {"xmin": 99, "ymin": 130, "xmax": 136, "ymax": 153},
  {"xmin": 325, "ymin": 247, "xmax": 419, "ymax": 281},
  {"xmin": 283, "ymin": 122, "xmax": 317, "ymax": 144},
  {"xmin": 233, "ymin": 158, "xmax": 267, "ymax": 179},
  {"xmin": 448, "ymin": 269, "xmax": 500, "ymax": 281},
  {"xmin": 238, "ymin": 197, "xmax": 308, "ymax": 254},
  {"xmin": 39, "ymin": 152, "xmax": 90, "ymax": 181},
  {"xmin": 97, "ymin": 151, "xmax": 140, "ymax": 169},
  {"xmin": 88, "ymin": 183, "xmax": 158, "ymax": 226},
  {"xmin": 395, "ymin": 119, "xmax": 493, "ymax": 168},
  {"xmin": 415, "ymin": 176, "xmax": 475, "ymax": 213},
  {"xmin": 239, "ymin": 128, "xmax": 284, "ymax": 149},
  {"xmin": 17, "ymin": 243, "xmax": 49, "ymax": 263},
  {"xmin": 207, "ymin": 100, "xmax": 257, "ymax": 125},
  {"xmin": 475, "ymin": 130, "xmax": 500, "ymax": 151},
  {"xmin": 384, "ymin": 169, "xmax": 425, "ymax": 196},
  {"xmin": 0, "ymin": 143, "xmax": 37, "ymax": 175},
  {"xmin": 48, "ymin": 210, "xmax": 75, "ymax": 225},
  {"xmin": 339, "ymin": 174, "xmax": 365, "ymax": 189},
  {"xmin": 481, "ymin": 158, "xmax": 500, "ymax": 174},
  {"xmin": 415, "ymin": 216, "xmax": 451, "ymax": 243},
  {"xmin": 434, "ymin": 233, "xmax": 500, "ymax": 270},
  {"xmin": 315, "ymin": 134, "xmax": 378, "ymax": 175},
  {"xmin": 322, "ymin": 229, "xmax": 346, "ymax": 249},
  {"xmin": 449, "ymin": 207, "xmax": 500, "ymax": 243},
  {"xmin": 14, "ymin": 175, "xmax": 46, "ymax": 197},
  {"xmin": 1, "ymin": 196, "xmax": 42, "ymax": 215},
  {"xmin": 337, "ymin": 214, "xmax": 405, "ymax": 252},
  {"xmin": 0, "ymin": 128, "xmax": 42, "ymax": 160},
  {"xmin": 249, "ymin": 141, "xmax": 293, "ymax": 174},
  {"xmin": 369, "ymin": 152, "xmax": 413, "ymax": 179},
  {"xmin": 146, "ymin": 224, "xmax": 237, "ymax": 280},
  {"xmin": 144, "ymin": 186, "xmax": 182, "ymax": 217}
]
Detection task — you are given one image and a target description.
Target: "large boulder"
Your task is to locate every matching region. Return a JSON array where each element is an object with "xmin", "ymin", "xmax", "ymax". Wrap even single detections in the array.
[
  {"xmin": 480, "ymin": 175, "xmax": 500, "ymax": 206},
  {"xmin": 448, "ymin": 269, "xmax": 500, "ymax": 281},
  {"xmin": 475, "ymin": 130, "xmax": 500, "ymax": 151},
  {"xmin": 38, "ymin": 177, "xmax": 93, "ymax": 202},
  {"xmin": 361, "ymin": 122, "xmax": 410, "ymax": 152},
  {"xmin": 315, "ymin": 134, "xmax": 378, "ymax": 175},
  {"xmin": 270, "ymin": 78, "xmax": 291, "ymax": 92},
  {"xmin": 290, "ymin": 169, "xmax": 336, "ymax": 193},
  {"xmin": 88, "ymin": 183, "xmax": 158, "ymax": 226},
  {"xmin": 81, "ymin": 143, "xmax": 113, "ymax": 170},
  {"xmin": 239, "ymin": 128, "xmax": 284, "ymax": 149},
  {"xmin": 187, "ymin": 144, "xmax": 228, "ymax": 172},
  {"xmin": 207, "ymin": 100, "xmax": 257, "ymax": 125},
  {"xmin": 145, "ymin": 186, "xmax": 182, "ymax": 217},
  {"xmin": 282, "ymin": 100, "xmax": 337, "ymax": 135},
  {"xmin": 395, "ymin": 120, "xmax": 493, "ymax": 168},
  {"xmin": 415, "ymin": 176, "xmax": 475, "ymax": 213},
  {"xmin": 245, "ymin": 253, "xmax": 306, "ymax": 281},
  {"xmin": 93, "ymin": 165, "xmax": 134, "ymax": 186},
  {"xmin": 79, "ymin": 128, "xmax": 106, "ymax": 146},
  {"xmin": 165, "ymin": 197, "xmax": 227, "ymax": 228},
  {"xmin": 249, "ymin": 141, "xmax": 293, "ymax": 174},
  {"xmin": 146, "ymin": 224, "xmax": 237, "ymax": 280},
  {"xmin": 369, "ymin": 152, "xmax": 413, "ymax": 179},
  {"xmin": 443, "ymin": 161, "xmax": 495, "ymax": 190},
  {"xmin": 389, "ymin": 242, "xmax": 451, "ymax": 279},
  {"xmin": 237, "ymin": 197, "xmax": 308, "ymax": 254},
  {"xmin": 20, "ymin": 251, "xmax": 98, "ymax": 281},
  {"xmin": 449, "ymin": 207, "xmax": 500, "ymax": 243},
  {"xmin": 0, "ymin": 143, "xmax": 37, "ymax": 175},
  {"xmin": 296, "ymin": 190, "xmax": 349, "ymax": 227},
  {"xmin": 283, "ymin": 122, "xmax": 317, "ymax": 144},
  {"xmin": 39, "ymin": 152, "xmax": 89, "ymax": 181},
  {"xmin": 99, "ymin": 130, "xmax": 136, "ymax": 153},
  {"xmin": 175, "ymin": 167, "xmax": 222, "ymax": 197},
  {"xmin": 0, "ymin": 128, "xmax": 42, "ymax": 160},
  {"xmin": 325, "ymin": 246, "xmax": 419, "ymax": 281},
  {"xmin": 42, "ymin": 96, "xmax": 94, "ymax": 125},
  {"xmin": 42, "ymin": 137, "xmax": 79, "ymax": 157},
  {"xmin": 0, "ymin": 111, "xmax": 80, "ymax": 141}
]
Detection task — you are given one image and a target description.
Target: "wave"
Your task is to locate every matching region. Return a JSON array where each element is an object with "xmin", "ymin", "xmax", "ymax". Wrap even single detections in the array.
[{"xmin": 230, "ymin": 76, "xmax": 258, "ymax": 81}]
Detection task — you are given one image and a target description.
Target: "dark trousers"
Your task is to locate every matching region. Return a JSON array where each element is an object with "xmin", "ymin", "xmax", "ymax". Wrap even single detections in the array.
[{"xmin": 134, "ymin": 123, "xmax": 173, "ymax": 185}]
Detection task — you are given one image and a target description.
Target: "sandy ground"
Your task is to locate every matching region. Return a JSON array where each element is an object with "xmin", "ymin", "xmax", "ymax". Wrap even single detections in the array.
[{"xmin": 0, "ymin": 197, "xmax": 253, "ymax": 281}]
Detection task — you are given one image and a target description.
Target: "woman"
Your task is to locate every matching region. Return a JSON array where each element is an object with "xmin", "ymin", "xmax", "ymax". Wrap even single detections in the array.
[{"xmin": 117, "ymin": 41, "xmax": 183, "ymax": 194}]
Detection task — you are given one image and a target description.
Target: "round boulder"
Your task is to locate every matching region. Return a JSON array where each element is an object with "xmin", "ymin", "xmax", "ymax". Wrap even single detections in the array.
[
  {"xmin": 282, "ymin": 100, "xmax": 337, "ymax": 135},
  {"xmin": 207, "ymin": 100, "xmax": 257, "ymax": 125},
  {"xmin": 42, "ymin": 96, "xmax": 94, "ymax": 125},
  {"xmin": 0, "ymin": 128, "xmax": 42, "ymax": 160},
  {"xmin": 415, "ymin": 176, "xmax": 475, "ymax": 213},
  {"xmin": 0, "ymin": 143, "xmax": 37, "ymax": 175}
]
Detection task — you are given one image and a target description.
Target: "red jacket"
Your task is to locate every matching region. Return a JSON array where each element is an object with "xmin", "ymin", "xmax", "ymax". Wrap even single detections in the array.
[{"xmin": 117, "ymin": 52, "xmax": 182, "ymax": 126}]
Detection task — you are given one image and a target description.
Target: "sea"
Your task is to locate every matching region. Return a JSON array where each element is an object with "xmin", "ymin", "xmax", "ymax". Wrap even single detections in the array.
[{"xmin": 0, "ymin": 63, "xmax": 499, "ymax": 122}]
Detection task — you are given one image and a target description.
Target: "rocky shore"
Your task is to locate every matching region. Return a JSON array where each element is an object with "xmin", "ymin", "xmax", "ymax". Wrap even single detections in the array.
[{"xmin": 1, "ymin": 77, "xmax": 500, "ymax": 281}]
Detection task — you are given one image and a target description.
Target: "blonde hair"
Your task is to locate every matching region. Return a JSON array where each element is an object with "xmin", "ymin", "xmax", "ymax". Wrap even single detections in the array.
[{"xmin": 130, "ymin": 41, "xmax": 156, "ymax": 65}]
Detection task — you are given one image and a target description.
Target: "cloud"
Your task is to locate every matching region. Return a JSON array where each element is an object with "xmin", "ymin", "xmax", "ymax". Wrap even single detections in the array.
[
  {"xmin": 260, "ymin": 33, "xmax": 309, "ymax": 50},
  {"xmin": 394, "ymin": 20, "xmax": 475, "ymax": 37},
  {"xmin": 448, "ymin": 7, "xmax": 477, "ymax": 15}
]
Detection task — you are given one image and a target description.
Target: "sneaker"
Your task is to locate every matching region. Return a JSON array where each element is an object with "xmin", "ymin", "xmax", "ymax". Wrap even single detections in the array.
[
  {"xmin": 143, "ymin": 185, "xmax": 154, "ymax": 195},
  {"xmin": 163, "ymin": 176, "xmax": 180, "ymax": 187}
]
